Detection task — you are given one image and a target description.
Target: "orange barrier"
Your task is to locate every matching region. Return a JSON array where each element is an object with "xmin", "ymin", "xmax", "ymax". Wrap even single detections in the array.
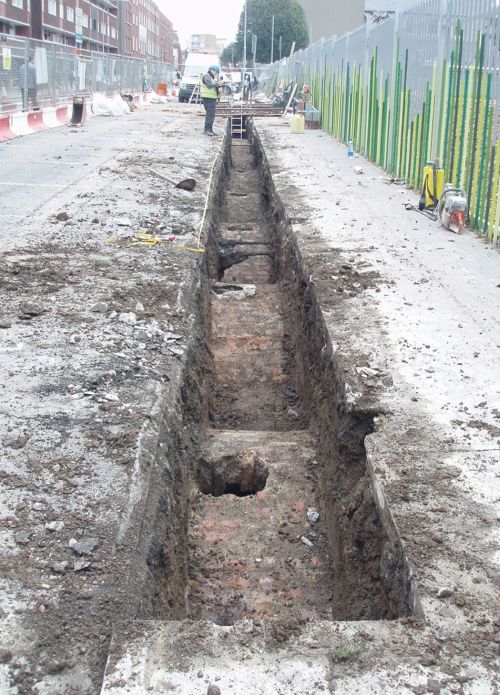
[
  {"xmin": 27, "ymin": 110, "xmax": 47, "ymax": 131},
  {"xmin": 0, "ymin": 113, "xmax": 15, "ymax": 141},
  {"xmin": 55, "ymin": 105, "xmax": 70, "ymax": 124}
]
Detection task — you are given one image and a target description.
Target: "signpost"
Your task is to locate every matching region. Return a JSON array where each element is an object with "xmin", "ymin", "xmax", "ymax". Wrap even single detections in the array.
[
  {"xmin": 75, "ymin": 7, "xmax": 83, "ymax": 45},
  {"xmin": 2, "ymin": 47, "xmax": 11, "ymax": 70}
]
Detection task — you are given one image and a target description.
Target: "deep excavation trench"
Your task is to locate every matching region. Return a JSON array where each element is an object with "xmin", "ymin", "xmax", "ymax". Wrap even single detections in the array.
[{"xmin": 141, "ymin": 124, "xmax": 416, "ymax": 631}]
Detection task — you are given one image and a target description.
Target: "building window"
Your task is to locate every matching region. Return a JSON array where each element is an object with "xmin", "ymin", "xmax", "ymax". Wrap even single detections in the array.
[
  {"xmin": 66, "ymin": 5, "xmax": 74, "ymax": 21},
  {"xmin": 82, "ymin": 13, "xmax": 88, "ymax": 28},
  {"xmin": 12, "ymin": 0, "xmax": 23, "ymax": 8},
  {"xmin": 59, "ymin": 3, "xmax": 64, "ymax": 18},
  {"xmin": 47, "ymin": 0, "xmax": 57, "ymax": 15}
]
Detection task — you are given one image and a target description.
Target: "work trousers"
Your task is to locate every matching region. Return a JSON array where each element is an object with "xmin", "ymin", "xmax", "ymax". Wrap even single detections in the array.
[
  {"xmin": 202, "ymin": 97, "xmax": 217, "ymax": 132},
  {"xmin": 20, "ymin": 88, "xmax": 38, "ymax": 111}
]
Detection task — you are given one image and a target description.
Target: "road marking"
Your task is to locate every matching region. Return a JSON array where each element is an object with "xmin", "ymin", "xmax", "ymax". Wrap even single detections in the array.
[
  {"xmin": 0, "ymin": 182, "xmax": 65, "ymax": 187},
  {"xmin": 0, "ymin": 161, "xmax": 84, "ymax": 165}
]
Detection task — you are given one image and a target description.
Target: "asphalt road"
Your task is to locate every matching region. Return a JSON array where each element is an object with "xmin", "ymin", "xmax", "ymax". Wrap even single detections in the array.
[{"xmin": 0, "ymin": 108, "xmax": 178, "ymax": 247}]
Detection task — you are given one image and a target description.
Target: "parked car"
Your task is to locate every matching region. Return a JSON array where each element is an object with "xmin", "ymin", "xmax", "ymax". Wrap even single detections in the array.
[{"xmin": 219, "ymin": 72, "xmax": 238, "ymax": 96}]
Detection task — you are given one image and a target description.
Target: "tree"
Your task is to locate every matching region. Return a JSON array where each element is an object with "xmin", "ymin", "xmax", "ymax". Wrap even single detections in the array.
[
  {"xmin": 235, "ymin": 0, "xmax": 308, "ymax": 64},
  {"xmin": 220, "ymin": 42, "xmax": 240, "ymax": 66}
]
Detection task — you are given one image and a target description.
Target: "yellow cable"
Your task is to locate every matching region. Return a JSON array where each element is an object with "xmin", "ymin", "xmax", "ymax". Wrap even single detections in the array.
[{"xmin": 106, "ymin": 235, "xmax": 204, "ymax": 253}]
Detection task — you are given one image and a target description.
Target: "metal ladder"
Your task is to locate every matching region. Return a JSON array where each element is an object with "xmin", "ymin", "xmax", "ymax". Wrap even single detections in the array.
[
  {"xmin": 230, "ymin": 101, "xmax": 246, "ymax": 139},
  {"xmin": 188, "ymin": 83, "xmax": 200, "ymax": 104}
]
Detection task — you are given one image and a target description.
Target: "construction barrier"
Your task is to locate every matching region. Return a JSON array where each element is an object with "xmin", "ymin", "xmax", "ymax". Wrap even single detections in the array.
[
  {"xmin": 0, "ymin": 90, "xmax": 146, "ymax": 143},
  {"xmin": 0, "ymin": 36, "xmax": 175, "ymax": 119},
  {"xmin": 41, "ymin": 107, "xmax": 59, "ymax": 129},
  {"xmin": 27, "ymin": 110, "xmax": 47, "ymax": 132},
  {"xmin": 56, "ymin": 105, "xmax": 70, "ymax": 124},
  {"xmin": 0, "ymin": 113, "xmax": 14, "ymax": 141},
  {"xmin": 0, "ymin": 104, "xmax": 70, "ymax": 140},
  {"xmin": 10, "ymin": 111, "xmax": 33, "ymax": 137}
]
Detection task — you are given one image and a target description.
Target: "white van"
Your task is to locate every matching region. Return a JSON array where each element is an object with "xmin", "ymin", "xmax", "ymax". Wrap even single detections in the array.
[{"xmin": 179, "ymin": 51, "xmax": 219, "ymax": 102}]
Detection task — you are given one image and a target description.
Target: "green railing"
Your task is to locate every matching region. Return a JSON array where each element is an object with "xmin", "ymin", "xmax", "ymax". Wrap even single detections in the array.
[{"xmin": 266, "ymin": 0, "xmax": 500, "ymax": 245}]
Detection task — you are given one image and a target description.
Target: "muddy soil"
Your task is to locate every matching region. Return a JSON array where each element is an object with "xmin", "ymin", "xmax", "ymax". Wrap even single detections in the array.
[
  {"xmin": 99, "ymin": 116, "xmax": 498, "ymax": 695},
  {"xmin": 0, "ymin": 109, "xmax": 222, "ymax": 695},
  {"xmin": 3, "ymin": 106, "xmax": 498, "ymax": 695},
  {"xmin": 185, "ymin": 139, "xmax": 413, "ymax": 631}
]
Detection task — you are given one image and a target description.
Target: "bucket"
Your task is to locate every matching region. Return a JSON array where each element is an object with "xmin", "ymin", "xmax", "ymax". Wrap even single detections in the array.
[{"xmin": 290, "ymin": 114, "xmax": 305, "ymax": 134}]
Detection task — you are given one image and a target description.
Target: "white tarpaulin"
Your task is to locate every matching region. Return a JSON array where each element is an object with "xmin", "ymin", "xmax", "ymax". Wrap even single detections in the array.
[
  {"xmin": 78, "ymin": 60, "xmax": 86, "ymax": 91},
  {"xmin": 91, "ymin": 93, "xmax": 130, "ymax": 116},
  {"xmin": 34, "ymin": 47, "xmax": 48, "ymax": 85}
]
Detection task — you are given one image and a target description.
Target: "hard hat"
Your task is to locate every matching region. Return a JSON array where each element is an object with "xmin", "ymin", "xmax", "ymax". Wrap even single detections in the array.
[{"xmin": 208, "ymin": 65, "xmax": 220, "ymax": 72}]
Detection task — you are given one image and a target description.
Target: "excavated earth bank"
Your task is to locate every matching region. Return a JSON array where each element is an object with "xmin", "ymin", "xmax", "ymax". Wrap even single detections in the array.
[
  {"xmin": 183, "ymin": 128, "xmax": 415, "ymax": 627},
  {"xmin": 1, "ymin": 107, "xmax": 498, "ymax": 695},
  {"xmin": 0, "ymin": 111, "xmax": 223, "ymax": 695},
  {"xmin": 100, "ymin": 120, "xmax": 499, "ymax": 695}
]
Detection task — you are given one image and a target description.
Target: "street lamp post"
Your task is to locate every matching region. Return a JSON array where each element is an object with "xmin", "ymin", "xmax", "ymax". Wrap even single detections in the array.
[
  {"xmin": 242, "ymin": 0, "xmax": 247, "ymax": 86},
  {"xmin": 271, "ymin": 14, "xmax": 274, "ymax": 63},
  {"xmin": 251, "ymin": 33, "xmax": 257, "ymax": 104}
]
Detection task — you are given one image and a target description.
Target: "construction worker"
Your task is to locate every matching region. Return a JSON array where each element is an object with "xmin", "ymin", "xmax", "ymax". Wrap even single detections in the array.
[
  {"xmin": 200, "ymin": 64, "xmax": 220, "ymax": 136},
  {"xmin": 18, "ymin": 54, "xmax": 39, "ymax": 112}
]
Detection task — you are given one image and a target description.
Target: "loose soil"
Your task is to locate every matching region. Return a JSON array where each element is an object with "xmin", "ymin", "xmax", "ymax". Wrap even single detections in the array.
[
  {"xmin": 184, "ymin": 139, "xmax": 412, "ymax": 628},
  {"xmin": 2, "ymin": 105, "xmax": 498, "ymax": 695}
]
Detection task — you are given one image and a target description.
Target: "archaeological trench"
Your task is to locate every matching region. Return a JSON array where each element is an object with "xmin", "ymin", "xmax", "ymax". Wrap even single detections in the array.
[{"xmin": 96, "ymin": 122, "xmax": 421, "ymax": 690}]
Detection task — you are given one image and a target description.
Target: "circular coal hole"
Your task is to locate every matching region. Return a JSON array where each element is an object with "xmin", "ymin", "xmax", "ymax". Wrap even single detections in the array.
[
  {"xmin": 213, "ymin": 615, "xmax": 234, "ymax": 626},
  {"xmin": 213, "ymin": 283, "xmax": 244, "ymax": 294},
  {"xmin": 197, "ymin": 451, "xmax": 268, "ymax": 497}
]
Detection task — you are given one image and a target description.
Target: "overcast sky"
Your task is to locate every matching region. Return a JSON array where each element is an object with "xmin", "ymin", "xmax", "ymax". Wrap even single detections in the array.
[
  {"xmin": 365, "ymin": 0, "xmax": 419, "ymax": 9},
  {"xmin": 159, "ymin": 0, "xmax": 435, "ymax": 50},
  {"xmin": 157, "ymin": 0, "xmax": 244, "ymax": 48}
]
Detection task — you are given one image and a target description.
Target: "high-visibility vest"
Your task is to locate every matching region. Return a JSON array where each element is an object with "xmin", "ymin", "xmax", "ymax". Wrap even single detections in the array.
[{"xmin": 200, "ymin": 74, "xmax": 218, "ymax": 99}]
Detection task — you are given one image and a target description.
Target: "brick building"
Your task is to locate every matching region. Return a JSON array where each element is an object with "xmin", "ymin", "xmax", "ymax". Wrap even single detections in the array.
[
  {"xmin": 0, "ymin": 0, "xmax": 30, "ymax": 37},
  {"xmin": 0, "ymin": 0, "xmax": 175, "ymax": 60},
  {"xmin": 0, "ymin": 0, "xmax": 119, "ymax": 52},
  {"xmin": 120, "ymin": 0, "xmax": 173, "ymax": 62},
  {"xmin": 172, "ymin": 30, "xmax": 181, "ymax": 69}
]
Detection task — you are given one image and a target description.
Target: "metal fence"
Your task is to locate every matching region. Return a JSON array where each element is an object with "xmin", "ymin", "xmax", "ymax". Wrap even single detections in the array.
[
  {"xmin": 0, "ymin": 36, "xmax": 175, "ymax": 114},
  {"xmin": 266, "ymin": 0, "xmax": 500, "ymax": 245}
]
